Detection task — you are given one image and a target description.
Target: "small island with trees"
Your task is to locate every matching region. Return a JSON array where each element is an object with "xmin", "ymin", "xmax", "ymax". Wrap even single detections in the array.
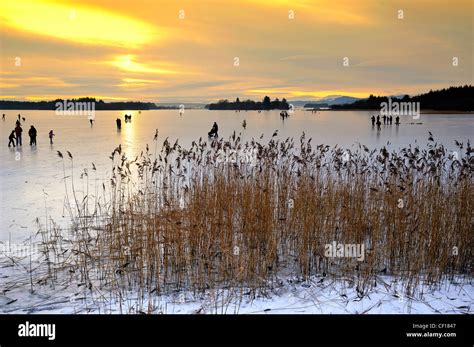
[{"xmin": 206, "ymin": 96, "xmax": 290, "ymax": 110}]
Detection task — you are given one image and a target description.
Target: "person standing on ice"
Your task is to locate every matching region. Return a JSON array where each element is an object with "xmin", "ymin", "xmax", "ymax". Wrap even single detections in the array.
[
  {"xmin": 8, "ymin": 130, "xmax": 16, "ymax": 147},
  {"xmin": 49, "ymin": 130, "xmax": 55, "ymax": 144},
  {"xmin": 14, "ymin": 123, "xmax": 23, "ymax": 146},
  {"xmin": 116, "ymin": 118, "xmax": 122, "ymax": 130},
  {"xmin": 208, "ymin": 122, "xmax": 218, "ymax": 137},
  {"xmin": 28, "ymin": 125, "xmax": 37, "ymax": 146}
]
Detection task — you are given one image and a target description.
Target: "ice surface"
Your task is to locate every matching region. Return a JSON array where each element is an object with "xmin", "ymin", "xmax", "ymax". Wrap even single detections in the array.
[
  {"xmin": 0, "ymin": 109, "xmax": 472, "ymax": 314},
  {"xmin": 0, "ymin": 109, "xmax": 472, "ymax": 241}
]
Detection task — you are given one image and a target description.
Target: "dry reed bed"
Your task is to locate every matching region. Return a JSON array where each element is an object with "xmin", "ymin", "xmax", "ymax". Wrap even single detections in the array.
[{"xmin": 37, "ymin": 132, "xmax": 473, "ymax": 306}]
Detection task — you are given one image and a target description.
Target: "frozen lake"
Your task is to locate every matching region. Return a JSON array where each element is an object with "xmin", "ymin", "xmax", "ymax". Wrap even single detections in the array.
[{"xmin": 0, "ymin": 109, "xmax": 472, "ymax": 242}]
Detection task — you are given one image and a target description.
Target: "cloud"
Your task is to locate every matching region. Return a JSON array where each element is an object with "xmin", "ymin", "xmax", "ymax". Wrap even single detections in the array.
[
  {"xmin": 107, "ymin": 55, "xmax": 178, "ymax": 75},
  {"xmin": 0, "ymin": 0, "xmax": 161, "ymax": 48},
  {"xmin": 0, "ymin": 0, "xmax": 471, "ymax": 102}
]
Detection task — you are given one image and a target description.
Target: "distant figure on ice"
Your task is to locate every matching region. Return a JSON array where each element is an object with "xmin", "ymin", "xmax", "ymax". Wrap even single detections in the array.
[
  {"xmin": 382, "ymin": 115, "xmax": 387, "ymax": 125},
  {"xmin": 2, "ymin": 114, "xmax": 5, "ymax": 120},
  {"xmin": 17, "ymin": 114, "xmax": 21, "ymax": 122},
  {"xmin": 8, "ymin": 130, "xmax": 16, "ymax": 147},
  {"xmin": 28, "ymin": 125, "xmax": 37, "ymax": 146},
  {"xmin": 90, "ymin": 119, "xmax": 94, "ymax": 127},
  {"xmin": 49, "ymin": 130, "xmax": 55, "ymax": 144},
  {"xmin": 376, "ymin": 115, "xmax": 380, "ymax": 124},
  {"xmin": 116, "ymin": 118, "xmax": 122, "ymax": 130},
  {"xmin": 15, "ymin": 124, "xmax": 23, "ymax": 146},
  {"xmin": 389, "ymin": 115, "xmax": 393, "ymax": 125},
  {"xmin": 395, "ymin": 116, "xmax": 400, "ymax": 125},
  {"xmin": 371, "ymin": 115, "xmax": 375, "ymax": 126},
  {"xmin": 376, "ymin": 119, "xmax": 381, "ymax": 130},
  {"xmin": 208, "ymin": 122, "xmax": 218, "ymax": 138}
]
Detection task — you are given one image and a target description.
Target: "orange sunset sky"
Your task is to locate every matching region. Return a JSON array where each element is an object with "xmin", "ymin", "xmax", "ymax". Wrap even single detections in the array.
[{"xmin": 0, "ymin": 0, "xmax": 472, "ymax": 103}]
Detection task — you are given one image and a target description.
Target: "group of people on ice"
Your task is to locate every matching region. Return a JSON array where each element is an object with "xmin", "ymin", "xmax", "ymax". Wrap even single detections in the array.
[
  {"xmin": 5, "ymin": 114, "xmax": 54, "ymax": 147},
  {"xmin": 115, "ymin": 114, "xmax": 133, "ymax": 130},
  {"xmin": 371, "ymin": 114, "xmax": 400, "ymax": 129}
]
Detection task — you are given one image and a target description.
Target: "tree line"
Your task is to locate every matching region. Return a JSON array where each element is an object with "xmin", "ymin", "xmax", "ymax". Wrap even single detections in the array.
[
  {"xmin": 207, "ymin": 96, "xmax": 290, "ymax": 110},
  {"xmin": 0, "ymin": 98, "xmax": 158, "ymax": 110},
  {"xmin": 331, "ymin": 85, "xmax": 473, "ymax": 111}
]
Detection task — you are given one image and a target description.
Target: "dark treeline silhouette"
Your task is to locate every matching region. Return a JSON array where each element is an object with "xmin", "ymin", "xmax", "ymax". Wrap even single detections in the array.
[
  {"xmin": 207, "ymin": 96, "xmax": 290, "ymax": 110},
  {"xmin": 0, "ymin": 98, "xmax": 159, "ymax": 110},
  {"xmin": 331, "ymin": 85, "xmax": 473, "ymax": 111}
]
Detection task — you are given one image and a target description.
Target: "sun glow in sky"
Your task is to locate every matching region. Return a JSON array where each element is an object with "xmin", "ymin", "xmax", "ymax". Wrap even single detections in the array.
[{"xmin": 0, "ymin": 0, "xmax": 472, "ymax": 102}]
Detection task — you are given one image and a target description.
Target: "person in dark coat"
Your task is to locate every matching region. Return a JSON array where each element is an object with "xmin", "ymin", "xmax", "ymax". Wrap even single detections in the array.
[
  {"xmin": 8, "ymin": 130, "xmax": 16, "ymax": 147},
  {"xmin": 371, "ymin": 115, "xmax": 375, "ymax": 126},
  {"xmin": 49, "ymin": 130, "xmax": 55, "ymax": 144},
  {"xmin": 116, "ymin": 118, "xmax": 122, "ymax": 130},
  {"xmin": 208, "ymin": 122, "xmax": 218, "ymax": 137},
  {"xmin": 15, "ymin": 124, "xmax": 22, "ymax": 146},
  {"xmin": 28, "ymin": 125, "xmax": 37, "ymax": 146}
]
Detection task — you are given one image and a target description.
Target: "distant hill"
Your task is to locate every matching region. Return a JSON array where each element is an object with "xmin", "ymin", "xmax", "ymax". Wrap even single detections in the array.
[
  {"xmin": 304, "ymin": 96, "xmax": 363, "ymax": 108},
  {"xmin": 331, "ymin": 86, "xmax": 473, "ymax": 111},
  {"xmin": 207, "ymin": 96, "xmax": 290, "ymax": 110}
]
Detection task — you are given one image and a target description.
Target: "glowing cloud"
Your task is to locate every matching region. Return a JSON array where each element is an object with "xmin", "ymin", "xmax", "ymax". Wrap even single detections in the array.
[
  {"xmin": 0, "ymin": 0, "xmax": 160, "ymax": 47},
  {"xmin": 117, "ymin": 78, "xmax": 162, "ymax": 88},
  {"xmin": 109, "ymin": 55, "xmax": 177, "ymax": 75}
]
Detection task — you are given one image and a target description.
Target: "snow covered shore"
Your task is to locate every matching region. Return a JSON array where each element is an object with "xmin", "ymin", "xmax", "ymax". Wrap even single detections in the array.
[{"xmin": 1, "ymin": 254, "xmax": 471, "ymax": 314}]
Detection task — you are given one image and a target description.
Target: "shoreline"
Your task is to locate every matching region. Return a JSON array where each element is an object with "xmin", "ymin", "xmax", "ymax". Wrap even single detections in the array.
[
  {"xmin": 1, "ymin": 108, "xmax": 473, "ymax": 114},
  {"xmin": 307, "ymin": 109, "xmax": 474, "ymax": 114}
]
